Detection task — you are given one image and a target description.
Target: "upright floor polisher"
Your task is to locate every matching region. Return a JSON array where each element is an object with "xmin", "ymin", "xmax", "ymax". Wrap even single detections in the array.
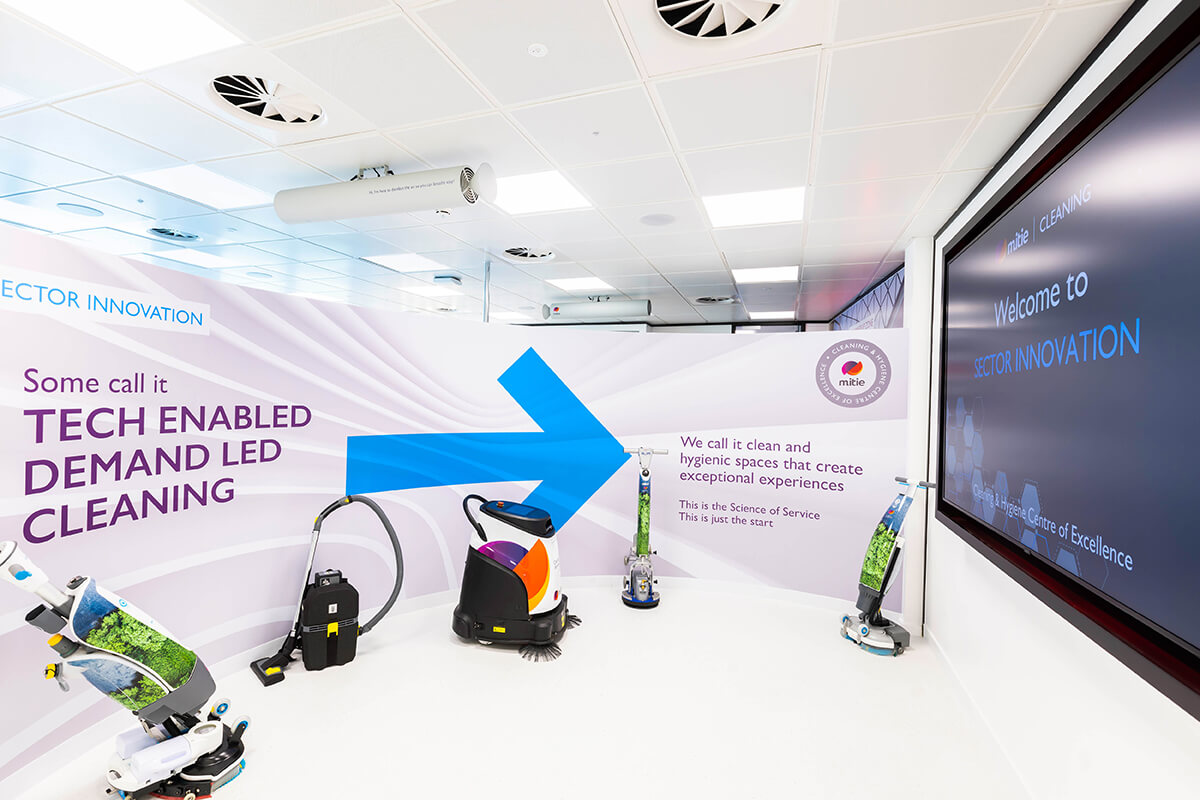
[
  {"xmin": 841, "ymin": 477, "xmax": 935, "ymax": 656},
  {"xmin": 622, "ymin": 446, "xmax": 667, "ymax": 608},
  {"xmin": 252, "ymin": 494, "xmax": 404, "ymax": 686},
  {"xmin": 452, "ymin": 495, "xmax": 579, "ymax": 661},
  {"xmin": 0, "ymin": 540, "xmax": 249, "ymax": 799}
]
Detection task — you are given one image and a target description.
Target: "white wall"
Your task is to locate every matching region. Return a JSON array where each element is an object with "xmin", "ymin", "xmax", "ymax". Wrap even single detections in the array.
[{"xmin": 924, "ymin": 2, "xmax": 1200, "ymax": 796}]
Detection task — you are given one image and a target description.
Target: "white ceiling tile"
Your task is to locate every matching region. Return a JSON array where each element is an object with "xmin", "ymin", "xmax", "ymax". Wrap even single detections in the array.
[
  {"xmin": 950, "ymin": 108, "xmax": 1039, "ymax": 170},
  {"xmin": 161, "ymin": 212, "xmax": 298, "ymax": 244},
  {"xmin": 648, "ymin": 253, "xmax": 727, "ymax": 273},
  {"xmin": 392, "ymin": 114, "xmax": 549, "ymax": 177},
  {"xmin": 60, "ymin": 227, "xmax": 182, "ymax": 255},
  {"xmin": 3, "ymin": 187, "xmax": 153, "ymax": 229},
  {"xmin": 0, "ymin": 10, "xmax": 127, "ymax": 99},
  {"xmin": 415, "ymin": 249, "xmax": 489, "ymax": 273},
  {"xmin": 567, "ymin": 156, "xmax": 692, "ymax": 207},
  {"xmin": 797, "ymin": 279, "xmax": 868, "ymax": 319},
  {"xmin": 369, "ymin": 226, "xmax": 465, "ymax": 252},
  {"xmin": 553, "ymin": 238, "xmax": 640, "ymax": 261},
  {"xmin": 439, "ymin": 216, "xmax": 542, "ymax": 252},
  {"xmin": 145, "ymin": 46, "xmax": 376, "ymax": 146},
  {"xmin": 696, "ymin": 304, "xmax": 749, "ymax": 323},
  {"xmin": 628, "ymin": 230, "xmax": 719, "ymax": 258},
  {"xmin": 834, "ymin": 0, "xmax": 1046, "ymax": 41},
  {"xmin": 684, "ymin": 138, "xmax": 809, "ymax": 195},
  {"xmin": 229, "ymin": 206, "xmax": 354, "ymax": 238},
  {"xmin": 724, "ymin": 247, "xmax": 803, "ymax": 270},
  {"xmin": 808, "ymin": 175, "xmax": 933, "ymax": 220},
  {"xmin": 903, "ymin": 209, "xmax": 953, "ymax": 238},
  {"xmin": 805, "ymin": 215, "xmax": 909, "ymax": 248},
  {"xmin": 417, "ymin": 0, "xmax": 638, "ymax": 104},
  {"xmin": 814, "ymin": 117, "xmax": 971, "ymax": 184},
  {"xmin": 244, "ymin": 260, "xmax": 346, "ymax": 280},
  {"xmin": 56, "ymin": 83, "xmax": 268, "ymax": 162},
  {"xmin": 924, "ymin": 170, "xmax": 989, "ymax": 211},
  {"xmin": 578, "ymin": 257, "xmax": 655, "ymax": 276},
  {"xmin": 202, "ymin": 151, "xmax": 334, "ymax": 195},
  {"xmin": 249, "ymin": 238, "xmax": 345, "ymax": 262},
  {"xmin": 272, "ymin": 17, "xmax": 487, "ymax": 129},
  {"xmin": 0, "ymin": 108, "xmax": 180, "ymax": 174},
  {"xmin": 516, "ymin": 261, "xmax": 593, "ymax": 280},
  {"xmin": 738, "ymin": 282, "xmax": 799, "ymax": 312},
  {"xmin": 0, "ymin": 172, "xmax": 42, "ymax": 195},
  {"xmin": 303, "ymin": 258, "xmax": 402, "ymax": 281},
  {"xmin": 511, "ymin": 87, "xmax": 671, "ymax": 166},
  {"xmin": 0, "ymin": 138, "xmax": 106, "ymax": 186},
  {"xmin": 663, "ymin": 271, "xmax": 734, "ymax": 289},
  {"xmin": 190, "ymin": 243, "xmax": 293, "ymax": 266},
  {"xmin": 612, "ymin": 0, "xmax": 830, "ymax": 77},
  {"xmin": 801, "ymin": 262, "xmax": 880, "ymax": 282},
  {"xmin": 285, "ymin": 134, "xmax": 426, "ymax": 179},
  {"xmin": 304, "ymin": 233, "xmax": 396, "ymax": 258},
  {"xmin": 608, "ymin": 274, "xmax": 672, "ymax": 293},
  {"xmin": 340, "ymin": 212, "xmax": 425, "ymax": 232},
  {"xmin": 190, "ymin": 0, "xmax": 393, "ymax": 41},
  {"xmin": 604, "ymin": 199, "xmax": 708, "ymax": 236},
  {"xmin": 409, "ymin": 201, "xmax": 500, "ymax": 225},
  {"xmin": 61, "ymin": 177, "xmax": 213, "ymax": 221},
  {"xmin": 801, "ymin": 241, "xmax": 890, "ymax": 265},
  {"xmin": 713, "ymin": 223, "xmax": 803, "ymax": 253},
  {"xmin": 306, "ymin": 273, "xmax": 398, "ymax": 292},
  {"xmin": 513, "ymin": 209, "xmax": 618, "ymax": 242},
  {"xmin": 993, "ymin": 2, "xmax": 1129, "ymax": 109},
  {"xmin": 656, "ymin": 53, "xmax": 819, "ymax": 150},
  {"xmin": 823, "ymin": 18, "xmax": 1035, "ymax": 129}
]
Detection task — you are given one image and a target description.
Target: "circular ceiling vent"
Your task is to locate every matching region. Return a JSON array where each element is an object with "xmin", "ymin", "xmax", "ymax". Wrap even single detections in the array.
[
  {"xmin": 148, "ymin": 227, "xmax": 200, "ymax": 242},
  {"xmin": 656, "ymin": 1, "xmax": 784, "ymax": 38},
  {"xmin": 500, "ymin": 247, "xmax": 556, "ymax": 264},
  {"xmin": 211, "ymin": 75, "xmax": 323, "ymax": 125},
  {"xmin": 694, "ymin": 295, "xmax": 737, "ymax": 305}
]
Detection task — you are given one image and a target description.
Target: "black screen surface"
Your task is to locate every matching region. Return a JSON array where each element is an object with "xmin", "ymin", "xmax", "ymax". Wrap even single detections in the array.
[{"xmin": 942, "ymin": 40, "xmax": 1200, "ymax": 653}]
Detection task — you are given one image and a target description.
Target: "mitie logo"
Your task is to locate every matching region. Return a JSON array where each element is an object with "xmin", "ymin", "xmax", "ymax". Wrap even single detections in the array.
[
  {"xmin": 816, "ymin": 339, "xmax": 892, "ymax": 408},
  {"xmin": 840, "ymin": 361, "xmax": 864, "ymax": 386},
  {"xmin": 997, "ymin": 227, "xmax": 1031, "ymax": 262}
]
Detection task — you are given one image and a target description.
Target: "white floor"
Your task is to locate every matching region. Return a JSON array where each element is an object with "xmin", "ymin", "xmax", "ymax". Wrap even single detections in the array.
[{"xmin": 17, "ymin": 578, "xmax": 1027, "ymax": 800}]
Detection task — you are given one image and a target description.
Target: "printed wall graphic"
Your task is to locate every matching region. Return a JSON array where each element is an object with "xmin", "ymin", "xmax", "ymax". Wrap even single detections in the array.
[
  {"xmin": 831, "ymin": 268, "xmax": 904, "ymax": 331},
  {"xmin": 0, "ymin": 226, "xmax": 907, "ymax": 793}
]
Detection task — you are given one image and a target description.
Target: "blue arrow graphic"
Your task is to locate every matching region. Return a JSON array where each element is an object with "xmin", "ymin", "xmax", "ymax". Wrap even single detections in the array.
[{"xmin": 345, "ymin": 347, "xmax": 629, "ymax": 530}]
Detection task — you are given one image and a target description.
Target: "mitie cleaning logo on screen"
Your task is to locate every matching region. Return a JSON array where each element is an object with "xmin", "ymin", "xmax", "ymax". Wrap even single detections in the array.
[{"xmin": 997, "ymin": 183, "xmax": 1092, "ymax": 262}]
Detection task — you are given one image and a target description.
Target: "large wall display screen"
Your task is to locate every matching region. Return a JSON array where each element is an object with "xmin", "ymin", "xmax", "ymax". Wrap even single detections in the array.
[{"xmin": 941, "ymin": 33, "xmax": 1200, "ymax": 655}]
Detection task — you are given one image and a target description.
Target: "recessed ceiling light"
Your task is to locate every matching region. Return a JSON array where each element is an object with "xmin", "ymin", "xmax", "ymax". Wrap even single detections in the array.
[
  {"xmin": 731, "ymin": 266, "xmax": 798, "ymax": 284},
  {"xmin": 546, "ymin": 277, "xmax": 613, "ymax": 292},
  {"xmin": 156, "ymin": 249, "xmax": 239, "ymax": 270},
  {"xmin": 56, "ymin": 202, "xmax": 104, "ymax": 217},
  {"xmin": 365, "ymin": 253, "xmax": 451, "ymax": 273},
  {"xmin": 0, "ymin": 0, "xmax": 242, "ymax": 72},
  {"xmin": 748, "ymin": 310, "xmax": 794, "ymax": 321},
  {"xmin": 130, "ymin": 165, "xmax": 272, "ymax": 210},
  {"xmin": 406, "ymin": 285, "xmax": 463, "ymax": 297},
  {"xmin": 702, "ymin": 187, "xmax": 805, "ymax": 228},
  {"xmin": 494, "ymin": 171, "xmax": 590, "ymax": 215},
  {"xmin": 0, "ymin": 198, "xmax": 90, "ymax": 232},
  {"xmin": 0, "ymin": 84, "xmax": 28, "ymax": 110},
  {"xmin": 528, "ymin": 43, "xmax": 549, "ymax": 58}
]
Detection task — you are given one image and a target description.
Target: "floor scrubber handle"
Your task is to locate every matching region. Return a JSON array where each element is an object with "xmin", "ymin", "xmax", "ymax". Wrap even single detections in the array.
[{"xmin": 462, "ymin": 494, "xmax": 489, "ymax": 542}]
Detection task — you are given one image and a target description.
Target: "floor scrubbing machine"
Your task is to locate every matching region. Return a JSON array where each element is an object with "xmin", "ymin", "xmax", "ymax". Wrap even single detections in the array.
[
  {"xmin": 0, "ymin": 540, "xmax": 249, "ymax": 799},
  {"xmin": 452, "ymin": 495, "xmax": 579, "ymax": 661},
  {"xmin": 841, "ymin": 477, "xmax": 935, "ymax": 656},
  {"xmin": 622, "ymin": 446, "xmax": 667, "ymax": 608}
]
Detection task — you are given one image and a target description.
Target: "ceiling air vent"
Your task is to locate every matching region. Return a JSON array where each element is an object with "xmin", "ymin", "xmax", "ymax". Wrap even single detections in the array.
[
  {"xmin": 694, "ymin": 295, "xmax": 737, "ymax": 305},
  {"xmin": 211, "ymin": 75, "xmax": 323, "ymax": 125},
  {"xmin": 500, "ymin": 247, "xmax": 556, "ymax": 264},
  {"xmin": 148, "ymin": 227, "xmax": 200, "ymax": 242},
  {"xmin": 656, "ymin": 1, "xmax": 783, "ymax": 38}
]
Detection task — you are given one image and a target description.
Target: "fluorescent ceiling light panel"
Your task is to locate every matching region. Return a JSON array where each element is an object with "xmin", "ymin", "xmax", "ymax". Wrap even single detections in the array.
[
  {"xmin": 156, "ymin": 249, "xmax": 239, "ymax": 270},
  {"xmin": 130, "ymin": 165, "xmax": 272, "ymax": 210},
  {"xmin": 546, "ymin": 277, "xmax": 613, "ymax": 292},
  {"xmin": 748, "ymin": 310, "xmax": 795, "ymax": 321},
  {"xmin": 0, "ymin": 0, "xmax": 241, "ymax": 72},
  {"xmin": 731, "ymin": 266, "xmax": 799, "ymax": 284},
  {"xmin": 365, "ymin": 253, "xmax": 450, "ymax": 273},
  {"xmin": 702, "ymin": 187, "xmax": 805, "ymax": 228},
  {"xmin": 494, "ymin": 171, "xmax": 590, "ymax": 215},
  {"xmin": 0, "ymin": 85, "xmax": 28, "ymax": 110},
  {"xmin": 406, "ymin": 285, "xmax": 463, "ymax": 297}
]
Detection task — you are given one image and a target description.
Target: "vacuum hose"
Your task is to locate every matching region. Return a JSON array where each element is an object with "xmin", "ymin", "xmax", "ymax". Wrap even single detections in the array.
[{"xmin": 313, "ymin": 495, "xmax": 405, "ymax": 636}]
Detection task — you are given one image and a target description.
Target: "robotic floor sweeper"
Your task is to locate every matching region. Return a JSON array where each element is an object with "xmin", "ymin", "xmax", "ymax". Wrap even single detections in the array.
[{"xmin": 0, "ymin": 540, "xmax": 249, "ymax": 799}]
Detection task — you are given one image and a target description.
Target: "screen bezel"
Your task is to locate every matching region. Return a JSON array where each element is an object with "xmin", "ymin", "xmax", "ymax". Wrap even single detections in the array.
[{"xmin": 935, "ymin": 2, "xmax": 1200, "ymax": 721}]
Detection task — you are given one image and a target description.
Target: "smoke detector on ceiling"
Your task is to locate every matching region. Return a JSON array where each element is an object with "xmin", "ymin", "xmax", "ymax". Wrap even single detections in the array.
[
  {"xmin": 499, "ymin": 247, "xmax": 556, "ymax": 264},
  {"xmin": 148, "ymin": 227, "xmax": 201, "ymax": 242},
  {"xmin": 656, "ymin": 0, "xmax": 784, "ymax": 39},
  {"xmin": 211, "ymin": 75, "xmax": 323, "ymax": 126}
]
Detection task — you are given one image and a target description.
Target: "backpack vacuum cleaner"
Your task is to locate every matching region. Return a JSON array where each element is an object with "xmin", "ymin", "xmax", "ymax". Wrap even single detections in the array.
[
  {"xmin": 841, "ymin": 477, "xmax": 935, "ymax": 656},
  {"xmin": 0, "ymin": 540, "xmax": 250, "ymax": 799},
  {"xmin": 252, "ymin": 494, "xmax": 403, "ymax": 685},
  {"xmin": 452, "ymin": 495, "xmax": 579, "ymax": 661}
]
